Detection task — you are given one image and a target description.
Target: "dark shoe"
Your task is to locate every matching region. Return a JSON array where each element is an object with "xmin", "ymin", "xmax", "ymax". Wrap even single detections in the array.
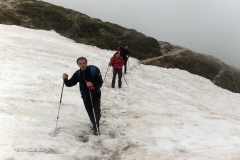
[
  {"xmin": 112, "ymin": 86, "xmax": 115, "ymax": 88},
  {"xmin": 93, "ymin": 130, "xmax": 100, "ymax": 135},
  {"xmin": 118, "ymin": 86, "xmax": 121, "ymax": 89},
  {"xmin": 93, "ymin": 125, "xmax": 100, "ymax": 135}
]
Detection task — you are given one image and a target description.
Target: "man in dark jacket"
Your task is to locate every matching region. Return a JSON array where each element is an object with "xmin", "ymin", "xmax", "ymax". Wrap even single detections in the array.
[
  {"xmin": 62, "ymin": 57, "xmax": 103, "ymax": 135},
  {"xmin": 120, "ymin": 46, "xmax": 130, "ymax": 74}
]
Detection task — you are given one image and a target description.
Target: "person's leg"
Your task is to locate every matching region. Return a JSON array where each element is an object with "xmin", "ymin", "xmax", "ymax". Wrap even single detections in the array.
[
  {"xmin": 82, "ymin": 95, "xmax": 95, "ymax": 126},
  {"xmin": 92, "ymin": 92, "xmax": 101, "ymax": 135},
  {"xmin": 118, "ymin": 69, "xmax": 123, "ymax": 88},
  {"xmin": 111, "ymin": 69, "xmax": 117, "ymax": 88},
  {"xmin": 124, "ymin": 59, "xmax": 127, "ymax": 73},
  {"xmin": 82, "ymin": 92, "xmax": 101, "ymax": 135}
]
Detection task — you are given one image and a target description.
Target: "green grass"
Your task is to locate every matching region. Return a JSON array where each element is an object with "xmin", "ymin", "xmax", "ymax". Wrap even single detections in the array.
[
  {"xmin": 215, "ymin": 66, "xmax": 240, "ymax": 93},
  {"xmin": 0, "ymin": 10, "xmax": 22, "ymax": 25},
  {"xmin": 18, "ymin": 3, "xmax": 74, "ymax": 33},
  {"xmin": 146, "ymin": 50, "xmax": 222, "ymax": 80}
]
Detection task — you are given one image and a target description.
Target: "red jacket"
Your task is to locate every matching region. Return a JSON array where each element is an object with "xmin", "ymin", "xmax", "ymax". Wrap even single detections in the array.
[{"xmin": 109, "ymin": 56, "xmax": 124, "ymax": 69}]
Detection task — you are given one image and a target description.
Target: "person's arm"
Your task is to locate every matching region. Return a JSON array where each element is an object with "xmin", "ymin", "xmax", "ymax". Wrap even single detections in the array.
[
  {"xmin": 63, "ymin": 71, "xmax": 78, "ymax": 87},
  {"xmin": 127, "ymin": 49, "xmax": 131, "ymax": 58},
  {"xmin": 109, "ymin": 57, "xmax": 114, "ymax": 66}
]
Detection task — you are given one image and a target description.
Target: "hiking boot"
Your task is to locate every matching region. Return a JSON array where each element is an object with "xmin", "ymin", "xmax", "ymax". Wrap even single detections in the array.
[
  {"xmin": 93, "ymin": 130, "xmax": 100, "ymax": 135},
  {"xmin": 93, "ymin": 125, "xmax": 100, "ymax": 135}
]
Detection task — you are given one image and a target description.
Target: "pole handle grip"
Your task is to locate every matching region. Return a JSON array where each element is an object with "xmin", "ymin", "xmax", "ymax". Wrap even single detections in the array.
[{"xmin": 85, "ymin": 80, "xmax": 95, "ymax": 90}]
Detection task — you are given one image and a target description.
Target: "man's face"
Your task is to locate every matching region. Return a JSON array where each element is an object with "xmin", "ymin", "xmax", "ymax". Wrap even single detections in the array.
[
  {"xmin": 116, "ymin": 53, "xmax": 120, "ymax": 58},
  {"xmin": 77, "ymin": 59, "xmax": 87, "ymax": 70}
]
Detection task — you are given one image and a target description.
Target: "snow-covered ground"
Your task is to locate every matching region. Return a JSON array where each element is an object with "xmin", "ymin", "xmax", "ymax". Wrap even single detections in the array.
[{"xmin": 0, "ymin": 24, "xmax": 240, "ymax": 160}]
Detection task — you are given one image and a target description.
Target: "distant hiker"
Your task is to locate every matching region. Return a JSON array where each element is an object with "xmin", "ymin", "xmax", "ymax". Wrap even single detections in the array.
[
  {"xmin": 119, "ymin": 46, "xmax": 130, "ymax": 74},
  {"xmin": 116, "ymin": 41, "xmax": 122, "ymax": 52},
  {"xmin": 116, "ymin": 45, "xmax": 122, "ymax": 52},
  {"xmin": 62, "ymin": 57, "xmax": 103, "ymax": 135},
  {"xmin": 109, "ymin": 52, "xmax": 124, "ymax": 88}
]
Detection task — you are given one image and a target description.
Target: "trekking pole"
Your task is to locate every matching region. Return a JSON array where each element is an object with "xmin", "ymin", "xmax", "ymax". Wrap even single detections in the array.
[
  {"xmin": 54, "ymin": 81, "xmax": 64, "ymax": 135},
  {"xmin": 122, "ymin": 74, "xmax": 129, "ymax": 89},
  {"xmin": 103, "ymin": 66, "xmax": 110, "ymax": 83},
  {"xmin": 88, "ymin": 88, "xmax": 100, "ymax": 142}
]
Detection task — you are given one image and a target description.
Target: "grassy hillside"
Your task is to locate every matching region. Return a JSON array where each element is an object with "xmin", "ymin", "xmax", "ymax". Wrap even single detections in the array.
[
  {"xmin": 0, "ymin": 0, "xmax": 161, "ymax": 60},
  {"xmin": 147, "ymin": 50, "xmax": 221, "ymax": 80},
  {"xmin": 215, "ymin": 66, "xmax": 240, "ymax": 93},
  {"xmin": 145, "ymin": 49, "xmax": 240, "ymax": 93}
]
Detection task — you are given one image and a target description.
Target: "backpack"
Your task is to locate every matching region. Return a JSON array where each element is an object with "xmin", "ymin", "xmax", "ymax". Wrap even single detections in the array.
[
  {"xmin": 76, "ymin": 65, "xmax": 100, "ymax": 94},
  {"xmin": 77, "ymin": 65, "xmax": 98, "ymax": 81}
]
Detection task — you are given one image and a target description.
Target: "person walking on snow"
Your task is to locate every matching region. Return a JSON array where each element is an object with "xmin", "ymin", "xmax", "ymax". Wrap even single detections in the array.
[
  {"xmin": 62, "ymin": 57, "xmax": 103, "ymax": 135},
  {"xmin": 109, "ymin": 52, "xmax": 124, "ymax": 88},
  {"xmin": 120, "ymin": 45, "xmax": 130, "ymax": 74}
]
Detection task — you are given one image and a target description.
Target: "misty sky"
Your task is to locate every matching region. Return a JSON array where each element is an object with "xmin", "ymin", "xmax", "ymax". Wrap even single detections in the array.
[{"xmin": 42, "ymin": 0, "xmax": 240, "ymax": 69}]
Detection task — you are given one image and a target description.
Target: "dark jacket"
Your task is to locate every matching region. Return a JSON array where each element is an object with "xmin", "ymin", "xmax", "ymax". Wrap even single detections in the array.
[
  {"xmin": 64, "ymin": 65, "xmax": 103, "ymax": 95},
  {"xmin": 120, "ymin": 47, "xmax": 130, "ymax": 59}
]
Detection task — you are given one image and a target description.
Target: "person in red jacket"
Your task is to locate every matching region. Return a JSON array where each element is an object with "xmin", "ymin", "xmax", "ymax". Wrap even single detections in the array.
[{"xmin": 108, "ymin": 52, "xmax": 124, "ymax": 88}]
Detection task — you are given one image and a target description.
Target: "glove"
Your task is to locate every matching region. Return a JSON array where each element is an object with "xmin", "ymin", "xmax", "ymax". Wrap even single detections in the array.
[{"xmin": 85, "ymin": 80, "xmax": 95, "ymax": 90}]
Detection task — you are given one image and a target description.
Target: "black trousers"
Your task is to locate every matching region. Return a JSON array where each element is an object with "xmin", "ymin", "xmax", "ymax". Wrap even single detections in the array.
[
  {"xmin": 82, "ymin": 91, "xmax": 101, "ymax": 127},
  {"xmin": 112, "ymin": 69, "xmax": 122, "ymax": 88},
  {"xmin": 123, "ymin": 58, "xmax": 128, "ymax": 73}
]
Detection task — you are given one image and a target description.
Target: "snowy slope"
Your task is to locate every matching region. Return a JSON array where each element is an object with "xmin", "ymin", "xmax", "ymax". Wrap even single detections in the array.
[{"xmin": 0, "ymin": 24, "xmax": 240, "ymax": 160}]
